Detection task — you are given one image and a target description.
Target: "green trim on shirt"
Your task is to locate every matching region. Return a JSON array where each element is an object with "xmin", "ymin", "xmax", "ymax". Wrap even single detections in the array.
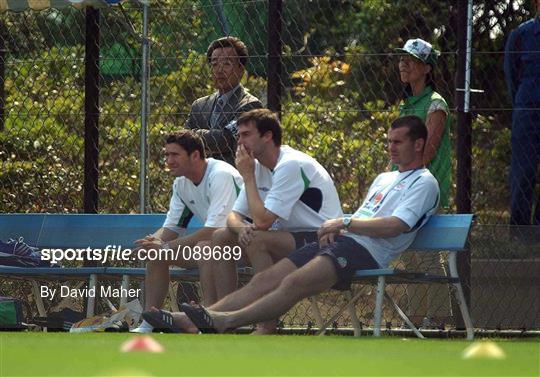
[
  {"xmin": 177, "ymin": 203, "xmax": 193, "ymax": 227},
  {"xmin": 300, "ymin": 168, "xmax": 310, "ymax": 190},
  {"xmin": 232, "ymin": 177, "xmax": 241, "ymax": 196}
]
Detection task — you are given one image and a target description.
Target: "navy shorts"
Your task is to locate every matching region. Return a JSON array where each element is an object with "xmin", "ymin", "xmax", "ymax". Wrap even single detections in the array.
[
  {"xmin": 291, "ymin": 231, "xmax": 319, "ymax": 249},
  {"xmin": 287, "ymin": 235, "xmax": 380, "ymax": 290}
]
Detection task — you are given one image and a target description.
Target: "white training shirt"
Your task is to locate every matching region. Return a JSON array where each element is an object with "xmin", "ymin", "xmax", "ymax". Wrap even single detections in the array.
[
  {"xmin": 163, "ymin": 158, "xmax": 243, "ymax": 231},
  {"xmin": 346, "ymin": 168, "xmax": 440, "ymax": 268},
  {"xmin": 232, "ymin": 145, "xmax": 343, "ymax": 231}
]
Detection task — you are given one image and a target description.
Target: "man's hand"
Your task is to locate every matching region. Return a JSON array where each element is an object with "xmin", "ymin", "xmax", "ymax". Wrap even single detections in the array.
[
  {"xmin": 134, "ymin": 235, "xmax": 166, "ymax": 252},
  {"xmin": 235, "ymin": 144, "xmax": 256, "ymax": 180},
  {"xmin": 317, "ymin": 218, "xmax": 344, "ymax": 247},
  {"xmin": 238, "ymin": 224, "xmax": 258, "ymax": 248}
]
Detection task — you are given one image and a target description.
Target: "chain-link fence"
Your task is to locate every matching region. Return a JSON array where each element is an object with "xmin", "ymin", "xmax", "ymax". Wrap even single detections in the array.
[{"xmin": 0, "ymin": 0, "xmax": 538, "ymax": 332}]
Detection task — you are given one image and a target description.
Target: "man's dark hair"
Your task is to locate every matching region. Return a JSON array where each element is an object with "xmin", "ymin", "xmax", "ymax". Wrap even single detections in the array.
[
  {"xmin": 165, "ymin": 130, "xmax": 206, "ymax": 159},
  {"xmin": 391, "ymin": 115, "xmax": 428, "ymax": 142},
  {"xmin": 236, "ymin": 109, "xmax": 282, "ymax": 146},
  {"xmin": 206, "ymin": 36, "xmax": 248, "ymax": 67}
]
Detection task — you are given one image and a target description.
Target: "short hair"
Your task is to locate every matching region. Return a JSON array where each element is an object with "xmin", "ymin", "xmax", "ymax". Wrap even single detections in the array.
[
  {"xmin": 165, "ymin": 130, "xmax": 206, "ymax": 159},
  {"xmin": 206, "ymin": 36, "xmax": 248, "ymax": 67},
  {"xmin": 236, "ymin": 109, "xmax": 282, "ymax": 146},
  {"xmin": 391, "ymin": 115, "xmax": 428, "ymax": 142}
]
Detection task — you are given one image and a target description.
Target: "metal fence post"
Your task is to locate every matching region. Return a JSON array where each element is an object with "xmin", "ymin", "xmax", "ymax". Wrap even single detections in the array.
[
  {"xmin": 84, "ymin": 6, "xmax": 100, "ymax": 214},
  {"xmin": 267, "ymin": 0, "xmax": 282, "ymax": 115},
  {"xmin": 454, "ymin": 0, "xmax": 473, "ymax": 327},
  {"xmin": 139, "ymin": 2, "xmax": 150, "ymax": 214}
]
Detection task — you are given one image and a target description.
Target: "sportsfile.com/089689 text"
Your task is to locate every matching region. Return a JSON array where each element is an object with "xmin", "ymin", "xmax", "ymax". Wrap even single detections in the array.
[{"xmin": 39, "ymin": 245, "xmax": 242, "ymax": 265}]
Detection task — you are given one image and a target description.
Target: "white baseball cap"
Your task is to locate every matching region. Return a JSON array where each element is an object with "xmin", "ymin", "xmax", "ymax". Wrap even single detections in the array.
[{"xmin": 395, "ymin": 38, "xmax": 440, "ymax": 65}]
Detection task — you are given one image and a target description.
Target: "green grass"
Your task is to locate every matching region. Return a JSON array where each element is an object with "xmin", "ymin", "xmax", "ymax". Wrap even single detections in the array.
[{"xmin": 0, "ymin": 333, "xmax": 538, "ymax": 376}]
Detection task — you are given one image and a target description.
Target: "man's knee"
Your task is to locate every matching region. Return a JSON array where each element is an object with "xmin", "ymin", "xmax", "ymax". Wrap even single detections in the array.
[
  {"xmin": 263, "ymin": 272, "xmax": 306, "ymax": 303},
  {"xmin": 244, "ymin": 231, "xmax": 295, "ymax": 261},
  {"xmin": 249, "ymin": 267, "xmax": 280, "ymax": 291},
  {"xmin": 212, "ymin": 227, "xmax": 237, "ymax": 246},
  {"xmin": 244, "ymin": 235, "xmax": 269, "ymax": 260},
  {"xmin": 277, "ymin": 268, "xmax": 317, "ymax": 299}
]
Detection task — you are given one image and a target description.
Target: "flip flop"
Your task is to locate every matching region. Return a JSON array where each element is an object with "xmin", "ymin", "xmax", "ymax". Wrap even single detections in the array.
[
  {"xmin": 180, "ymin": 303, "xmax": 218, "ymax": 334},
  {"xmin": 141, "ymin": 309, "xmax": 183, "ymax": 333}
]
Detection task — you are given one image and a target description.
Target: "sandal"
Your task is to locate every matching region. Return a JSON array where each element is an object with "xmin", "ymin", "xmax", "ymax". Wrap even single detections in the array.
[
  {"xmin": 180, "ymin": 303, "xmax": 218, "ymax": 334},
  {"xmin": 141, "ymin": 309, "xmax": 183, "ymax": 333}
]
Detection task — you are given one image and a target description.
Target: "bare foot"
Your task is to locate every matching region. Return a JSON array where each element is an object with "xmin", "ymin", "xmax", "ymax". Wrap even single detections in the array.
[
  {"xmin": 205, "ymin": 309, "xmax": 229, "ymax": 333},
  {"xmin": 251, "ymin": 320, "xmax": 277, "ymax": 335},
  {"xmin": 172, "ymin": 312, "xmax": 200, "ymax": 334}
]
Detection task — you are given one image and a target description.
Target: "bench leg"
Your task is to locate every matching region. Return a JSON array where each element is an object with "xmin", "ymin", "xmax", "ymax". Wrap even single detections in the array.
[
  {"xmin": 384, "ymin": 292, "xmax": 424, "ymax": 339},
  {"xmin": 120, "ymin": 275, "xmax": 130, "ymax": 307},
  {"xmin": 30, "ymin": 280, "xmax": 47, "ymax": 318},
  {"xmin": 309, "ymin": 297, "xmax": 325, "ymax": 335},
  {"xmin": 345, "ymin": 290, "xmax": 362, "ymax": 337},
  {"xmin": 86, "ymin": 274, "xmax": 97, "ymax": 317},
  {"xmin": 452, "ymin": 282, "xmax": 474, "ymax": 340},
  {"xmin": 102, "ymin": 297, "xmax": 117, "ymax": 312},
  {"xmin": 169, "ymin": 282, "xmax": 180, "ymax": 312},
  {"xmin": 373, "ymin": 276, "xmax": 385, "ymax": 337},
  {"xmin": 314, "ymin": 289, "xmax": 365, "ymax": 336},
  {"xmin": 448, "ymin": 252, "xmax": 474, "ymax": 340}
]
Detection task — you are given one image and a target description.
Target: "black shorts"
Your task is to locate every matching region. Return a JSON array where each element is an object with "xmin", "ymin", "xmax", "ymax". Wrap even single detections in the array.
[
  {"xmin": 291, "ymin": 231, "xmax": 319, "ymax": 249},
  {"xmin": 287, "ymin": 235, "xmax": 380, "ymax": 290}
]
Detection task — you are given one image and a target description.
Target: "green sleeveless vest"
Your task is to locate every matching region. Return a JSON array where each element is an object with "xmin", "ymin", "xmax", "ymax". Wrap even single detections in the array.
[{"xmin": 399, "ymin": 86, "xmax": 452, "ymax": 208}]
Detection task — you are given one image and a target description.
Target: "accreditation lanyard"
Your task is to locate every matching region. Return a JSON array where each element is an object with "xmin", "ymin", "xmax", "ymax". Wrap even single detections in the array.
[{"xmin": 358, "ymin": 168, "xmax": 422, "ymax": 217}]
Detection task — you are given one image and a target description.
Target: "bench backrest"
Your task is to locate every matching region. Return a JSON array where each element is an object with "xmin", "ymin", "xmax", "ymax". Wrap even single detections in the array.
[
  {"xmin": 407, "ymin": 214, "xmax": 473, "ymax": 251},
  {"xmin": 0, "ymin": 213, "xmax": 472, "ymax": 251},
  {"xmin": 0, "ymin": 214, "xmax": 184, "ymax": 249}
]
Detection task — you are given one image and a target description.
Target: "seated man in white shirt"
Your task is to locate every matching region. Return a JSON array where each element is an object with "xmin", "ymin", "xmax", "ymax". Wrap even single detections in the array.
[
  {"xmin": 203, "ymin": 108, "xmax": 343, "ymax": 334},
  {"xmin": 131, "ymin": 130, "xmax": 243, "ymax": 333},
  {"xmin": 142, "ymin": 115, "xmax": 440, "ymax": 334}
]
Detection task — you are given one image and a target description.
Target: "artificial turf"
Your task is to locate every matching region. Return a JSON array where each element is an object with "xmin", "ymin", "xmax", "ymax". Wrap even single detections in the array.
[{"xmin": 0, "ymin": 332, "xmax": 538, "ymax": 376}]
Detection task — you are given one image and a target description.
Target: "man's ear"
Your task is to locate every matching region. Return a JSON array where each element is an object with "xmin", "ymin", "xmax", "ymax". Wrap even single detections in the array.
[
  {"xmin": 263, "ymin": 130, "xmax": 273, "ymax": 143},
  {"xmin": 415, "ymin": 138, "xmax": 425, "ymax": 153}
]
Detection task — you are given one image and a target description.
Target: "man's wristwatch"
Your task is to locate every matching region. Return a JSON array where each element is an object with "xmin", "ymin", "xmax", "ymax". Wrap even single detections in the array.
[{"xmin": 342, "ymin": 216, "xmax": 352, "ymax": 229}]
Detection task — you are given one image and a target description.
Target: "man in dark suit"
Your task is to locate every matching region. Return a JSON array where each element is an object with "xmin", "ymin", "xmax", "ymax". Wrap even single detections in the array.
[{"xmin": 186, "ymin": 37, "xmax": 263, "ymax": 166}]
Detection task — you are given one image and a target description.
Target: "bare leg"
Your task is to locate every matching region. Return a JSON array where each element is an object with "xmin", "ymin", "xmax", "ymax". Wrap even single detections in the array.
[
  {"xmin": 167, "ymin": 259, "xmax": 297, "ymax": 333},
  {"xmin": 144, "ymin": 261, "xmax": 171, "ymax": 310},
  {"xmin": 244, "ymin": 231, "xmax": 296, "ymax": 274},
  {"xmin": 212, "ymin": 256, "xmax": 338, "ymax": 332},
  {"xmin": 243, "ymin": 231, "xmax": 297, "ymax": 334},
  {"xmin": 197, "ymin": 240, "xmax": 217, "ymax": 306},
  {"xmin": 210, "ymin": 258, "xmax": 297, "ymax": 312},
  {"xmin": 144, "ymin": 249, "xmax": 197, "ymax": 310},
  {"xmin": 209, "ymin": 227, "xmax": 241, "ymax": 300}
]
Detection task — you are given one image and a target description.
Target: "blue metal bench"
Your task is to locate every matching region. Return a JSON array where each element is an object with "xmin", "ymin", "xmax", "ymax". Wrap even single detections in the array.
[
  {"xmin": 309, "ymin": 214, "xmax": 474, "ymax": 340},
  {"xmin": 1, "ymin": 213, "xmax": 474, "ymax": 338}
]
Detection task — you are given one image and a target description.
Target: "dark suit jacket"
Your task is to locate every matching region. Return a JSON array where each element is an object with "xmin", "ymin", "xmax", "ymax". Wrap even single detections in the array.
[{"xmin": 186, "ymin": 85, "xmax": 262, "ymax": 165}]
